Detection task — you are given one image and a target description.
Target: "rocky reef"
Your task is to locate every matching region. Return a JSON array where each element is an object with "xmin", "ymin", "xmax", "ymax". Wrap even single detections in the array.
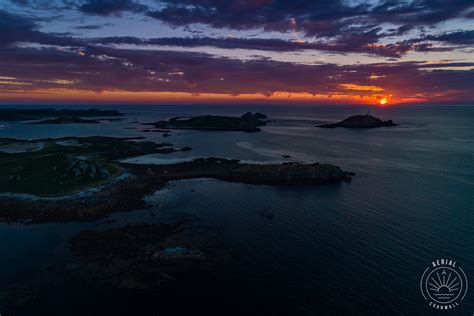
[
  {"xmin": 0, "ymin": 219, "xmax": 224, "ymax": 307},
  {"xmin": 147, "ymin": 112, "xmax": 268, "ymax": 132},
  {"xmin": 318, "ymin": 114, "xmax": 397, "ymax": 128},
  {"xmin": 68, "ymin": 221, "xmax": 221, "ymax": 290}
]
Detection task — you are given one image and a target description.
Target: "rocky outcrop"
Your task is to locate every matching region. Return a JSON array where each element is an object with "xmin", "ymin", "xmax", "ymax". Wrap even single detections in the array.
[{"xmin": 318, "ymin": 114, "xmax": 397, "ymax": 128}]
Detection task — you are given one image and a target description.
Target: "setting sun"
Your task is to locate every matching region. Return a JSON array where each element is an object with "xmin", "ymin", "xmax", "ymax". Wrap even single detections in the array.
[{"xmin": 379, "ymin": 97, "xmax": 389, "ymax": 105}]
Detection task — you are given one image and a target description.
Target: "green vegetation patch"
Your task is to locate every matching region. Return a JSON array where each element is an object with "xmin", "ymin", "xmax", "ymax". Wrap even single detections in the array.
[
  {"xmin": 0, "ymin": 136, "xmax": 172, "ymax": 196},
  {"xmin": 0, "ymin": 153, "xmax": 119, "ymax": 196}
]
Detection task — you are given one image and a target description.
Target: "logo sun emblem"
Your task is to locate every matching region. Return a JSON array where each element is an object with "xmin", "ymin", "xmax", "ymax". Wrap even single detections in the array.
[{"xmin": 420, "ymin": 259, "xmax": 468, "ymax": 310}]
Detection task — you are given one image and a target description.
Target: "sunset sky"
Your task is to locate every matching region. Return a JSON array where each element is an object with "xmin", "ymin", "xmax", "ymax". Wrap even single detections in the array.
[{"xmin": 0, "ymin": 0, "xmax": 473, "ymax": 105}]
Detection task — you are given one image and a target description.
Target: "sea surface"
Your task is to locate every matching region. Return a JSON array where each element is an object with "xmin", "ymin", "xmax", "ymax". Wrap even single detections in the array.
[{"xmin": 0, "ymin": 104, "xmax": 472, "ymax": 315}]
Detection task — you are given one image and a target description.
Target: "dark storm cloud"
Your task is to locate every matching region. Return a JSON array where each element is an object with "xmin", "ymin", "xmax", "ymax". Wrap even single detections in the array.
[
  {"xmin": 0, "ymin": 6, "xmax": 465, "ymax": 58},
  {"xmin": 95, "ymin": 35, "xmax": 422, "ymax": 58},
  {"xmin": 0, "ymin": 10, "xmax": 39, "ymax": 47},
  {"xmin": 8, "ymin": 0, "xmax": 76, "ymax": 10},
  {"xmin": 75, "ymin": 23, "xmax": 113, "ymax": 30},
  {"xmin": 425, "ymin": 30, "xmax": 474, "ymax": 45},
  {"xmin": 141, "ymin": 0, "xmax": 473, "ymax": 57},
  {"xmin": 147, "ymin": 0, "xmax": 474, "ymax": 35},
  {"xmin": 0, "ymin": 10, "xmax": 83, "ymax": 47},
  {"xmin": 3, "ymin": 1, "xmax": 471, "ymax": 58},
  {"xmin": 0, "ymin": 9, "xmax": 422, "ymax": 58},
  {"xmin": 385, "ymin": 25, "xmax": 415, "ymax": 36},
  {"xmin": 368, "ymin": 0, "xmax": 473, "ymax": 24},
  {"xmin": 1, "ymin": 45, "xmax": 473, "ymax": 102},
  {"xmin": 79, "ymin": 0, "xmax": 147, "ymax": 15},
  {"xmin": 146, "ymin": 0, "xmax": 366, "ymax": 36}
]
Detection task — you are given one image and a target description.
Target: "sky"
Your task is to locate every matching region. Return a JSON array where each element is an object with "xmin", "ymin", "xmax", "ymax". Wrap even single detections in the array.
[{"xmin": 0, "ymin": 0, "xmax": 473, "ymax": 105}]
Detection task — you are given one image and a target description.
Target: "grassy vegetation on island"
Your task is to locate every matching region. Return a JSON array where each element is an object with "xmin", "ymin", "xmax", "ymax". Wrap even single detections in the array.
[
  {"xmin": 0, "ymin": 153, "xmax": 118, "ymax": 196},
  {"xmin": 0, "ymin": 137, "xmax": 175, "ymax": 196}
]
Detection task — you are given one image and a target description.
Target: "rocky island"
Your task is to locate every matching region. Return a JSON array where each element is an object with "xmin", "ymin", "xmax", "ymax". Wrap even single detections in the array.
[
  {"xmin": 147, "ymin": 112, "xmax": 268, "ymax": 132},
  {"xmin": 0, "ymin": 108, "xmax": 123, "ymax": 121},
  {"xmin": 0, "ymin": 137, "xmax": 353, "ymax": 223},
  {"xmin": 318, "ymin": 114, "xmax": 397, "ymax": 128}
]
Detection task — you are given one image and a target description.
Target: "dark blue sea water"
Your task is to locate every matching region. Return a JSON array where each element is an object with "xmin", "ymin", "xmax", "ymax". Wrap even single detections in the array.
[{"xmin": 0, "ymin": 104, "xmax": 472, "ymax": 315}]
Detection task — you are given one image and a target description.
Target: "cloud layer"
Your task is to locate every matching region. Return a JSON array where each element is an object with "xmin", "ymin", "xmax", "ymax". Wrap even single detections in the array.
[{"xmin": 0, "ymin": 1, "xmax": 473, "ymax": 104}]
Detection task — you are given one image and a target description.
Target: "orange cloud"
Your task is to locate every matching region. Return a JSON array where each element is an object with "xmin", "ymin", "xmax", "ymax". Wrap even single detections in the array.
[{"xmin": 340, "ymin": 83, "xmax": 384, "ymax": 92}]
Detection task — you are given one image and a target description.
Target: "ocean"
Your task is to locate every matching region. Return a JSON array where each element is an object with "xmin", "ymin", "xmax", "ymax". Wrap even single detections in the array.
[{"xmin": 0, "ymin": 104, "xmax": 472, "ymax": 315}]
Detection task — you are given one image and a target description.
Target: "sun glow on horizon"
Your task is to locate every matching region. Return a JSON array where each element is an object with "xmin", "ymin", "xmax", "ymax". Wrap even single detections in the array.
[{"xmin": 0, "ymin": 88, "xmax": 429, "ymax": 105}]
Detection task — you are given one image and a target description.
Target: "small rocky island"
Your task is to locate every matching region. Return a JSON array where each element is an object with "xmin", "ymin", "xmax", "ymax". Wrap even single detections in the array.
[
  {"xmin": 318, "ymin": 114, "xmax": 397, "ymax": 128},
  {"xmin": 147, "ymin": 112, "xmax": 268, "ymax": 132}
]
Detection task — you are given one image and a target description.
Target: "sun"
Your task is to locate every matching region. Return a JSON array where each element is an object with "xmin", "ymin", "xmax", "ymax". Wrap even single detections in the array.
[{"xmin": 379, "ymin": 97, "xmax": 389, "ymax": 105}]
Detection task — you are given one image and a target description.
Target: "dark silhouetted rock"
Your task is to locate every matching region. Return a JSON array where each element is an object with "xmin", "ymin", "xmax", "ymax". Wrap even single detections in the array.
[
  {"xmin": 318, "ymin": 114, "xmax": 397, "ymax": 128},
  {"xmin": 253, "ymin": 112, "xmax": 268, "ymax": 119}
]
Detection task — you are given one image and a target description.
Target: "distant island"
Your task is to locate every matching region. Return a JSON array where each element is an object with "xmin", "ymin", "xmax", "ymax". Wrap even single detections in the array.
[
  {"xmin": 147, "ymin": 112, "xmax": 268, "ymax": 132},
  {"xmin": 0, "ymin": 108, "xmax": 123, "ymax": 121},
  {"xmin": 27, "ymin": 117, "xmax": 103, "ymax": 125},
  {"xmin": 318, "ymin": 114, "xmax": 397, "ymax": 128}
]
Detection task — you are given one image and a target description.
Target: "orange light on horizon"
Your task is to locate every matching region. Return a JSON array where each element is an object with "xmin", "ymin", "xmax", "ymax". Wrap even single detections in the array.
[
  {"xmin": 379, "ymin": 97, "xmax": 389, "ymax": 105},
  {"xmin": 0, "ymin": 88, "xmax": 429, "ymax": 105}
]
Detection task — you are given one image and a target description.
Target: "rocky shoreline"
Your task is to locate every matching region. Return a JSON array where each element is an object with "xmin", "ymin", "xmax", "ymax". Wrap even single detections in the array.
[
  {"xmin": 124, "ymin": 158, "xmax": 353, "ymax": 186},
  {"xmin": 0, "ymin": 157, "xmax": 353, "ymax": 223}
]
